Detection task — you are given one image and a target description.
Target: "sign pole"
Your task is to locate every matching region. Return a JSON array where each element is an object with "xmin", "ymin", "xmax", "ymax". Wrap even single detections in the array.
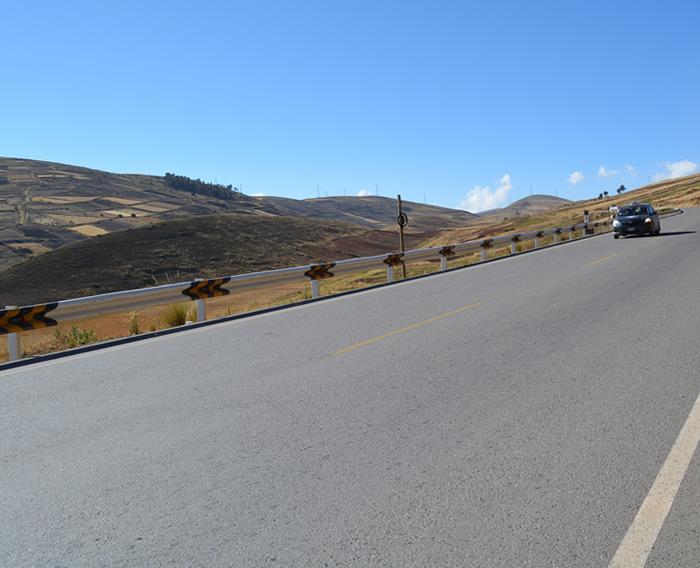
[{"xmin": 397, "ymin": 195, "xmax": 408, "ymax": 279}]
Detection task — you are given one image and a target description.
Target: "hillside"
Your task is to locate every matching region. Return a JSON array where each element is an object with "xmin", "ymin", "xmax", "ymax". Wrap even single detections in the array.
[
  {"xmin": 259, "ymin": 195, "xmax": 477, "ymax": 232},
  {"xmin": 479, "ymin": 194, "xmax": 571, "ymax": 218},
  {"xmin": 0, "ymin": 214, "xmax": 430, "ymax": 306},
  {"xmin": 0, "ymin": 157, "xmax": 277, "ymax": 271},
  {"xmin": 423, "ymin": 174, "xmax": 700, "ymax": 247},
  {"xmin": 0, "ymin": 157, "xmax": 476, "ymax": 270}
]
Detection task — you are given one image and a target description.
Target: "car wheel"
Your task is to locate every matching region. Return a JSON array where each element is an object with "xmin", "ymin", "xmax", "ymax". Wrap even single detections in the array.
[{"xmin": 613, "ymin": 234, "xmax": 620, "ymax": 239}]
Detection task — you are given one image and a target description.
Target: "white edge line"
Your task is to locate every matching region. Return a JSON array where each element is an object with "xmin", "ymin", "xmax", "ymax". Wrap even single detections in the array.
[{"xmin": 608, "ymin": 391, "xmax": 700, "ymax": 567}]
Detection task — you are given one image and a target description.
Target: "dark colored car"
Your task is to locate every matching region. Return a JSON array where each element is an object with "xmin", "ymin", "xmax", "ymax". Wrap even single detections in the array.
[{"xmin": 612, "ymin": 203, "xmax": 660, "ymax": 238}]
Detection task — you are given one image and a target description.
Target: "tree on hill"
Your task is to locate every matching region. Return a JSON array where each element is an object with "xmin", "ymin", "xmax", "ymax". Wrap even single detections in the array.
[
  {"xmin": 616, "ymin": 184, "xmax": 626, "ymax": 195},
  {"xmin": 598, "ymin": 193, "xmax": 604, "ymax": 199},
  {"xmin": 163, "ymin": 173, "xmax": 239, "ymax": 200},
  {"xmin": 603, "ymin": 190, "xmax": 609, "ymax": 198}
]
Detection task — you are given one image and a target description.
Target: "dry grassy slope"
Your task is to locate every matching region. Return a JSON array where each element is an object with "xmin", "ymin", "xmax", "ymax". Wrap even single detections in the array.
[
  {"xmin": 0, "ymin": 214, "xmax": 430, "ymax": 306},
  {"xmin": 422, "ymin": 174, "xmax": 700, "ymax": 247},
  {"xmin": 0, "ymin": 157, "xmax": 477, "ymax": 271},
  {"xmin": 0, "ymin": 157, "xmax": 274, "ymax": 272},
  {"xmin": 259, "ymin": 195, "xmax": 477, "ymax": 232}
]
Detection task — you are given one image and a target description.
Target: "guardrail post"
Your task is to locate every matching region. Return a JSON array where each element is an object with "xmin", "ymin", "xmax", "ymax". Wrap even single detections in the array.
[
  {"xmin": 438, "ymin": 246, "xmax": 455, "ymax": 271},
  {"xmin": 480, "ymin": 239, "xmax": 492, "ymax": 261},
  {"xmin": 534, "ymin": 231, "xmax": 544, "ymax": 248},
  {"xmin": 383, "ymin": 254, "xmax": 404, "ymax": 282},
  {"xmin": 7, "ymin": 333, "xmax": 21, "ymax": 361},
  {"xmin": 304, "ymin": 263, "xmax": 335, "ymax": 299},
  {"xmin": 5, "ymin": 305, "xmax": 20, "ymax": 361},
  {"xmin": 7, "ymin": 333, "xmax": 20, "ymax": 361},
  {"xmin": 195, "ymin": 299, "xmax": 206, "ymax": 322},
  {"xmin": 510, "ymin": 235, "xmax": 521, "ymax": 255},
  {"xmin": 554, "ymin": 228, "xmax": 562, "ymax": 242},
  {"xmin": 569, "ymin": 227, "xmax": 576, "ymax": 240},
  {"xmin": 310, "ymin": 280, "xmax": 320, "ymax": 299}
]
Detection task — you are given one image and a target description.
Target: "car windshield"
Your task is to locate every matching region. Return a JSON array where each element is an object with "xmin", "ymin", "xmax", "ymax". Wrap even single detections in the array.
[{"xmin": 618, "ymin": 206, "xmax": 649, "ymax": 216}]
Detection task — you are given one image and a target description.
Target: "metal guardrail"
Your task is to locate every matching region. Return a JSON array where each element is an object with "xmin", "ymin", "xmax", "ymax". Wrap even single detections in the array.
[{"xmin": 0, "ymin": 210, "xmax": 681, "ymax": 361}]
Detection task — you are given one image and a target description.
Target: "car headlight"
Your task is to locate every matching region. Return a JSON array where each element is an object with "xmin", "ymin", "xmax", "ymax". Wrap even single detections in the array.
[
  {"xmin": 644, "ymin": 217, "xmax": 653, "ymax": 223},
  {"xmin": 613, "ymin": 219, "xmax": 622, "ymax": 227}
]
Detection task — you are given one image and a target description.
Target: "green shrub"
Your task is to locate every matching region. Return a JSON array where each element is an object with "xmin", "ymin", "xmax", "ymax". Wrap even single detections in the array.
[{"xmin": 54, "ymin": 326, "xmax": 97, "ymax": 349}]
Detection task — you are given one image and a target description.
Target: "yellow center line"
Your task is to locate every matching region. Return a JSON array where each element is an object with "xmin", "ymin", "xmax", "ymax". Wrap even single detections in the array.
[
  {"xmin": 586, "ymin": 253, "xmax": 619, "ymax": 267},
  {"xmin": 334, "ymin": 302, "xmax": 483, "ymax": 356}
]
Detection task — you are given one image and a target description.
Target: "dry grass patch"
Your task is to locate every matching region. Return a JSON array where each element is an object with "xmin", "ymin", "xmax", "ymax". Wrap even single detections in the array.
[
  {"xmin": 69, "ymin": 224, "xmax": 109, "ymax": 236},
  {"xmin": 7, "ymin": 242, "xmax": 51, "ymax": 254},
  {"xmin": 102, "ymin": 197, "xmax": 144, "ymax": 206}
]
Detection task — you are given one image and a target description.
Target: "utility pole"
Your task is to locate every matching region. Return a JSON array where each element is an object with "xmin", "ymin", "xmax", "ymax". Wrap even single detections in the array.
[
  {"xmin": 317, "ymin": 184, "xmax": 320, "ymax": 198},
  {"xmin": 375, "ymin": 185, "xmax": 378, "ymax": 196}
]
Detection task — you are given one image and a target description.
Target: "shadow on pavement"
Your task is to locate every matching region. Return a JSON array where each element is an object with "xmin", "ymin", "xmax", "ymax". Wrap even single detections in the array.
[{"xmin": 618, "ymin": 231, "xmax": 696, "ymax": 239}]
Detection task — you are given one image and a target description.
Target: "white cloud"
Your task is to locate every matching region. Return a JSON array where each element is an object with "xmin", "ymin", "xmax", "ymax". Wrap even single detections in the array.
[
  {"xmin": 568, "ymin": 171, "xmax": 585, "ymax": 184},
  {"xmin": 356, "ymin": 189, "xmax": 372, "ymax": 196},
  {"xmin": 598, "ymin": 165, "xmax": 619, "ymax": 178},
  {"xmin": 624, "ymin": 164, "xmax": 637, "ymax": 174},
  {"xmin": 458, "ymin": 174, "xmax": 512, "ymax": 213},
  {"xmin": 251, "ymin": 192, "xmax": 266, "ymax": 197},
  {"xmin": 652, "ymin": 159, "xmax": 698, "ymax": 182}
]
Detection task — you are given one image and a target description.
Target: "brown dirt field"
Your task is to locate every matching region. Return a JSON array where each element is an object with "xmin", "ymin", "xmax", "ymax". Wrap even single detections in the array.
[
  {"xmin": 45, "ymin": 214, "xmax": 107, "ymax": 225},
  {"xmin": 32, "ymin": 196, "xmax": 98, "ymax": 204},
  {"xmin": 103, "ymin": 209, "xmax": 152, "ymax": 217},
  {"xmin": 133, "ymin": 203, "xmax": 178, "ymax": 213}
]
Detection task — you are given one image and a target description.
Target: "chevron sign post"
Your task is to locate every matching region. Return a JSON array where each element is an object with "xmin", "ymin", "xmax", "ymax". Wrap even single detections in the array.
[{"xmin": 304, "ymin": 263, "xmax": 336, "ymax": 298}]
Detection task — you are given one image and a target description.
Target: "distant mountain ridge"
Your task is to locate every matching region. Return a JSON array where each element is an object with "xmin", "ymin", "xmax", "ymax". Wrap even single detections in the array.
[{"xmin": 479, "ymin": 194, "xmax": 571, "ymax": 217}]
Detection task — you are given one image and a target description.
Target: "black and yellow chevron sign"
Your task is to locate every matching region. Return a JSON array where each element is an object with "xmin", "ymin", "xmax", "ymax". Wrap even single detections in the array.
[
  {"xmin": 0, "ymin": 303, "xmax": 59, "ymax": 335},
  {"xmin": 182, "ymin": 278, "xmax": 231, "ymax": 300},
  {"xmin": 383, "ymin": 254, "xmax": 404, "ymax": 267},
  {"xmin": 439, "ymin": 246, "xmax": 456, "ymax": 258},
  {"xmin": 304, "ymin": 263, "xmax": 335, "ymax": 280}
]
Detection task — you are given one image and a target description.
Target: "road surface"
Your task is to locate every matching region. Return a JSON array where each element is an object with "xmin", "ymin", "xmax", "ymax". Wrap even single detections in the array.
[{"xmin": 2, "ymin": 209, "xmax": 699, "ymax": 566}]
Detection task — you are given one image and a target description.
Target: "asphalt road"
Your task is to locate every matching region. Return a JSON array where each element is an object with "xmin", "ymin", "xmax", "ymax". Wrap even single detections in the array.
[{"xmin": 2, "ymin": 210, "xmax": 699, "ymax": 567}]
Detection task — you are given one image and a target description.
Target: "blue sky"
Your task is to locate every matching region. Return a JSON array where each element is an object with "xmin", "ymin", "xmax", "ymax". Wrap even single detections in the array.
[{"xmin": 2, "ymin": 0, "xmax": 698, "ymax": 211}]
